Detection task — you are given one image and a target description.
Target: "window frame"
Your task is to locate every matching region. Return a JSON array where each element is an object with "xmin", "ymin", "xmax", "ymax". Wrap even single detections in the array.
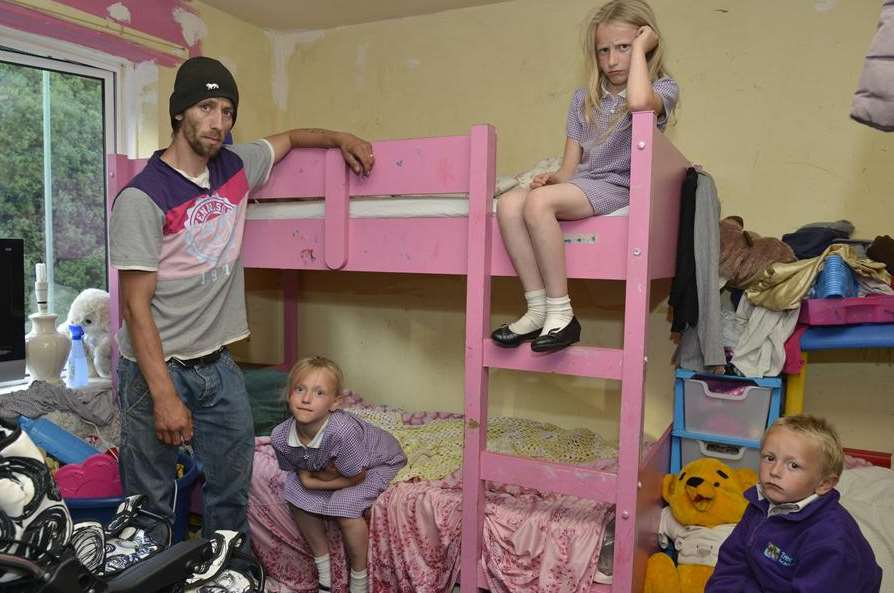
[{"xmin": 1, "ymin": 25, "xmax": 129, "ymax": 311}]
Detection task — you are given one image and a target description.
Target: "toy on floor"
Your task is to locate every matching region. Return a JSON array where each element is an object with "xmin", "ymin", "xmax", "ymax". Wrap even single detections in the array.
[
  {"xmin": 58, "ymin": 288, "xmax": 113, "ymax": 378},
  {"xmin": 643, "ymin": 457, "xmax": 757, "ymax": 593}
]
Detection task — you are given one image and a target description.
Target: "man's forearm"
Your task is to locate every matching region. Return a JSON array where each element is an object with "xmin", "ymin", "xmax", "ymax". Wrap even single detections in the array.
[
  {"xmin": 123, "ymin": 303, "xmax": 176, "ymax": 402},
  {"xmin": 288, "ymin": 128, "xmax": 345, "ymax": 150}
]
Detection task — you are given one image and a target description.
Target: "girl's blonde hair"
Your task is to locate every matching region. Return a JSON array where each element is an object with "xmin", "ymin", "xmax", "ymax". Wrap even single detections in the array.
[
  {"xmin": 763, "ymin": 415, "xmax": 845, "ymax": 478},
  {"xmin": 582, "ymin": 0, "xmax": 670, "ymax": 129},
  {"xmin": 284, "ymin": 355, "xmax": 344, "ymax": 400}
]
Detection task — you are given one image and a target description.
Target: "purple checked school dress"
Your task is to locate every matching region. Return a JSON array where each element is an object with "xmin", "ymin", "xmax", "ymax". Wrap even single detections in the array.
[
  {"xmin": 565, "ymin": 78, "xmax": 679, "ymax": 215},
  {"xmin": 270, "ymin": 410, "xmax": 407, "ymax": 518}
]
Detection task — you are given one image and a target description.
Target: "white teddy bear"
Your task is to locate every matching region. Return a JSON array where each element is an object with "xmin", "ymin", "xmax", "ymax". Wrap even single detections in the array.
[{"xmin": 58, "ymin": 288, "xmax": 113, "ymax": 378}]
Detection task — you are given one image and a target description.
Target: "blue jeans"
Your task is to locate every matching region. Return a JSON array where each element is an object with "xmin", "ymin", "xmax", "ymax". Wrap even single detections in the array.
[{"xmin": 116, "ymin": 350, "xmax": 254, "ymax": 541}]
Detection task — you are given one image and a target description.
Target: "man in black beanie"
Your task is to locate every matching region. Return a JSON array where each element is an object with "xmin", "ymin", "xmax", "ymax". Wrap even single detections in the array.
[{"xmin": 109, "ymin": 56, "xmax": 374, "ymax": 586}]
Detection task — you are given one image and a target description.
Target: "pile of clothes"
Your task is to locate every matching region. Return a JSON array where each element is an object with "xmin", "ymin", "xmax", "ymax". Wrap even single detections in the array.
[{"xmin": 670, "ymin": 176, "xmax": 893, "ymax": 379}]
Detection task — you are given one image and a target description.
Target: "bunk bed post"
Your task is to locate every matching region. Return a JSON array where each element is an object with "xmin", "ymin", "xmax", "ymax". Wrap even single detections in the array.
[
  {"xmin": 281, "ymin": 271, "xmax": 300, "ymax": 369},
  {"xmin": 614, "ymin": 111, "xmax": 658, "ymax": 593},
  {"xmin": 324, "ymin": 149, "xmax": 350, "ymax": 270},
  {"xmin": 460, "ymin": 123, "xmax": 497, "ymax": 593}
]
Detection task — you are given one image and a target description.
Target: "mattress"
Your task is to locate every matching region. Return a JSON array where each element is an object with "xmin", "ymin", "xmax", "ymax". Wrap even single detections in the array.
[{"xmin": 247, "ymin": 196, "xmax": 629, "ymax": 220}]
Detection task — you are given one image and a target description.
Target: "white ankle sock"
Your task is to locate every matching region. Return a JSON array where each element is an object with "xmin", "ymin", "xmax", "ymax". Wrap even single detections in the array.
[
  {"xmin": 508, "ymin": 289, "xmax": 546, "ymax": 335},
  {"xmin": 314, "ymin": 554, "xmax": 331, "ymax": 591},
  {"xmin": 349, "ymin": 568, "xmax": 369, "ymax": 593},
  {"xmin": 542, "ymin": 295, "xmax": 574, "ymax": 335}
]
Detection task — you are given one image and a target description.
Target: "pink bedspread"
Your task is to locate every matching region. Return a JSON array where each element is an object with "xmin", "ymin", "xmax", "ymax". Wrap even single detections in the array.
[
  {"xmin": 250, "ymin": 437, "xmax": 351, "ymax": 593},
  {"xmin": 370, "ymin": 474, "xmax": 612, "ymax": 593},
  {"xmin": 250, "ymin": 436, "xmax": 613, "ymax": 593}
]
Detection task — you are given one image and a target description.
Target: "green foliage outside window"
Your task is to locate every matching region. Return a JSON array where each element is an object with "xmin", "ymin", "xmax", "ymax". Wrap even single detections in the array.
[{"xmin": 0, "ymin": 62, "xmax": 107, "ymax": 325}]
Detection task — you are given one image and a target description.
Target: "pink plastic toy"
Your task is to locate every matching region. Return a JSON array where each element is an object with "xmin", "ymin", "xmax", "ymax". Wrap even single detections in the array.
[{"xmin": 54, "ymin": 452, "xmax": 122, "ymax": 499}]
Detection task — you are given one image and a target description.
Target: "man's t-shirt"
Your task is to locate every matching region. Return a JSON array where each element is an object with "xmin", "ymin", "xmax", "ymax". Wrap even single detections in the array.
[{"xmin": 109, "ymin": 140, "xmax": 274, "ymax": 360}]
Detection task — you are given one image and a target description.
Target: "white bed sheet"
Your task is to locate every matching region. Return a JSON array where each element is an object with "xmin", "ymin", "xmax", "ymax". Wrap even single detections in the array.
[
  {"xmin": 837, "ymin": 466, "xmax": 894, "ymax": 593},
  {"xmin": 247, "ymin": 196, "xmax": 629, "ymax": 220}
]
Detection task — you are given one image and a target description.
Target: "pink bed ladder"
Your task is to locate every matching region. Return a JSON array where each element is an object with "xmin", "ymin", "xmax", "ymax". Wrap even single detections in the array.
[{"xmin": 461, "ymin": 112, "xmax": 687, "ymax": 593}]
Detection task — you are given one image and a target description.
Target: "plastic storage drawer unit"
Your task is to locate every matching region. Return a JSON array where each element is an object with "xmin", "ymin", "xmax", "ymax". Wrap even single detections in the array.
[
  {"xmin": 680, "ymin": 437, "xmax": 761, "ymax": 472},
  {"xmin": 683, "ymin": 378, "xmax": 772, "ymax": 441}
]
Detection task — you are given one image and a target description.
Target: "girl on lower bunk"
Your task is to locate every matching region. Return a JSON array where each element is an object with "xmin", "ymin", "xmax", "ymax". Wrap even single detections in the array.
[
  {"xmin": 491, "ymin": 0, "xmax": 679, "ymax": 353},
  {"xmin": 270, "ymin": 356, "xmax": 407, "ymax": 593}
]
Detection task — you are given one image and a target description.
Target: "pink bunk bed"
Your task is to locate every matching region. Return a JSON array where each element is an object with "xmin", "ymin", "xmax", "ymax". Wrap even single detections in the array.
[{"xmin": 105, "ymin": 111, "xmax": 691, "ymax": 593}]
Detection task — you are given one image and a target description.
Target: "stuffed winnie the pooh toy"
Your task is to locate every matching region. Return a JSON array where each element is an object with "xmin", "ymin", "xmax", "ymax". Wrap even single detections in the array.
[{"xmin": 643, "ymin": 457, "xmax": 757, "ymax": 593}]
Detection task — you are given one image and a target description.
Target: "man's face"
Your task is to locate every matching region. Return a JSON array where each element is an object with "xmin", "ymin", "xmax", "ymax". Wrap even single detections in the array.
[{"xmin": 178, "ymin": 97, "xmax": 234, "ymax": 158}]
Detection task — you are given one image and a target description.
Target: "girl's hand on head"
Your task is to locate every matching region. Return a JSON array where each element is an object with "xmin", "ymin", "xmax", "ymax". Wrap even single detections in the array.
[
  {"xmin": 529, "ymin": 172, "xmax": 557, "ymax": 189},
  {"xmin": 633, "ymin": 26, "xmax": 659, "ymax": 54}
]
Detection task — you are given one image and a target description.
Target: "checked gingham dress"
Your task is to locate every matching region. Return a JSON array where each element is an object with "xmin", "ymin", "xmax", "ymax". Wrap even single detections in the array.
[{"xmin": 270, "ymin": 410, "xmax": 406, "ymax": 518}]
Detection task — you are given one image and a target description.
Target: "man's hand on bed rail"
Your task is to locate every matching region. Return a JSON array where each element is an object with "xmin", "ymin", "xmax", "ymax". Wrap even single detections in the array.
[
  {"xmin": 266, "ymin": 128, "xmax": 375, "ymax": 176},
  {"xmin": 337, "ymin": 133, "xmax": 375, "ymax": 177}
]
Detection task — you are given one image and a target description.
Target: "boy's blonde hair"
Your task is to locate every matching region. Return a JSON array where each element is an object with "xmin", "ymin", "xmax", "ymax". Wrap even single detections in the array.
[
  {"xmin": 763, "ymin": 415, "xmax": 844, "ymax": 478},
  {"xmin": 582, "ymin": 0, "xmax": 671, "ymax": 129},
  {"xmin": 285, "ymin": 356, "xmax": 344, "ymax": 400}
]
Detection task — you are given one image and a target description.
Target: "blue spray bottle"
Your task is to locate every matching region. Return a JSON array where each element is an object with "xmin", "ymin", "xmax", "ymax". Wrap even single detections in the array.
[{"xmin": 66, "ymin": 324, "xmax": 89, "ymax": 389}]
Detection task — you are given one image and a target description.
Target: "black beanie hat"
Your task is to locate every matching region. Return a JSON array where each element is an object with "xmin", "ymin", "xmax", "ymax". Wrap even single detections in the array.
[{"xmin": 169, "ymin": 56, "xmax": 239, "ymax": 128}]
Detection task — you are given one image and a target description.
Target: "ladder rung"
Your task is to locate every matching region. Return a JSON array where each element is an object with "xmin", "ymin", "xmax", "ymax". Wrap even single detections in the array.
[
  {"xmin": 482, "ymin": 341, "xmax": 623, "ymax": 380},
  {"xmin": 480, "ymin": 451, "xmax": 618, "ymax": 502}
]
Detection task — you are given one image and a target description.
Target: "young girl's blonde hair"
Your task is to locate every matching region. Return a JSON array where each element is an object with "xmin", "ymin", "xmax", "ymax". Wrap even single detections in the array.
[
  {"xmin": 763, "ymin": 415, "xmax": 845, "ymax": 478},
  {"xmin": 582, "ymin": 0, "xmax": 670, "ymax": 129},
  {"xmin": 285, "ymin": 355, "xmax": 344, "ymax": 400}
]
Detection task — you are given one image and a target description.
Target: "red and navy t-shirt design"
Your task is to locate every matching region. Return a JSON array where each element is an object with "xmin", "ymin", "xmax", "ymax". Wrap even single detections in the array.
[{"xmin": 123, "ymin": 149, "xmax": 250, "ymax": 279}]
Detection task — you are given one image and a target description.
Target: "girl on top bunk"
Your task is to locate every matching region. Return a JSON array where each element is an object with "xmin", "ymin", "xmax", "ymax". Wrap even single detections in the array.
[
  {"xmin": 269, "ymin": 356, "xmax": 407, "ymax": 593},
  {"xmin": 491, "ymin": 0, "xmax": 679, "ymax": 353}
]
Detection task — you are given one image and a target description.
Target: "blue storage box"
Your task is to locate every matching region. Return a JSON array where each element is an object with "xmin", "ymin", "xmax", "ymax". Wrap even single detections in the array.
[
  {"xmin": 814, "ymin": 254, "xmax": 858, "ymax": 299},
  {"xmin": 65, "ymin": 452, "xmax": 199, "ymax": 543}
]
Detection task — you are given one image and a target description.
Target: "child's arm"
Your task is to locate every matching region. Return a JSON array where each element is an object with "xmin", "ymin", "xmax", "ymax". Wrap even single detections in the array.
[
  {"xmin": 791, "ymin": 541, "xmax": 871, "ymax": 593},
  {"xmin": 626, "ymin": 26, "xmax": 664, "ymax": 114},
  {"xmin": 299, "ymin": 466, "xmax": 367, "ymax": 490},
  {"xmin": 530, "ymin": 138, "xmax": 583, "ymax": 188},
  {"xmin": 704, "ymin": 521, "xmax": 753, "ymax": 593}
]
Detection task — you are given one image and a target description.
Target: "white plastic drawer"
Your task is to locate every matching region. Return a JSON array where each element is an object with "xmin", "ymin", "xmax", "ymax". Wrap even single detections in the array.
[
  {"xmin": 680, "ymin": 437, "xmax": 761, "ymax": 472},
  {"xmin": 683, "ymin": 378, "xmax": 772, "ymax": 440}
]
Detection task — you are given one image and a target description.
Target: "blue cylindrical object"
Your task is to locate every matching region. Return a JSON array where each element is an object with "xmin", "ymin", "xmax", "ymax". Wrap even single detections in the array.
[
  {"xmin": 814, "ymin": 255, "xmax": 858, "ymax": 299},
  {"xmin": 17, "ymin": 415, "xmax": 99, "ymax": 465},
  {"xmin": 65, "ymin": 324, "xmax": 89, "ymax": 389}
]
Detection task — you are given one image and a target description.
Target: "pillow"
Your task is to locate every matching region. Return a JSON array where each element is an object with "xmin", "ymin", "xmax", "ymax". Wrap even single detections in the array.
[
  {"xmin": 513, "ymin": 157, "xmax": 561, "ymax": 190},
  {"xmin": 494, "ymin": 175, "xmax": 519, "ymax": 196}
]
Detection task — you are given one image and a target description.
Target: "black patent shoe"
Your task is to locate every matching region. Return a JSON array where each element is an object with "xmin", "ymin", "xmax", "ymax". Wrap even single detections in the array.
[
  {"xmin": 491, "ymin": 324, "xmax": 542, "ymax": 348},
  {"xmin": 531, "ymin": 317, "xmax": 581, "ymax": 353}
]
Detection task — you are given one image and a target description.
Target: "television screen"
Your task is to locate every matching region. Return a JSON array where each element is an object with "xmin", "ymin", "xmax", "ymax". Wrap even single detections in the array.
[{"xmin": 0, "ymin": 239, "xmax": 26, "ymax": 383}]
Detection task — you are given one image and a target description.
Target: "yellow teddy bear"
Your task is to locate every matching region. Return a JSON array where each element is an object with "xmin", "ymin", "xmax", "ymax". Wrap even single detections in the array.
[{"xmin": 643, "ymin": 457, "xmax": 757, "ymax": 593}]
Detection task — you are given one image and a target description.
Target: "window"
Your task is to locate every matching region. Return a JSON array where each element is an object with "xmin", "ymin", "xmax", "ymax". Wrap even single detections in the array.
[{"xmin": 0, "ymin": 47, "xmax": 115, "ymax": 326}]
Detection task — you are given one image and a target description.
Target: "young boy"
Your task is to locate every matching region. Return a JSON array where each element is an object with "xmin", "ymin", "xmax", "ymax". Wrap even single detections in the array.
[{"xmin": 706, "ymin": 415, "xmax": 882, "ymax": 593}]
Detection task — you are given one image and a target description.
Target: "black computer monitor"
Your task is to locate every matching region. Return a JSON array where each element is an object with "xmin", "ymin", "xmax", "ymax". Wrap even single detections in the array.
[{"xmin": 0, "ymin": 239, "xmax": 26, "ymax": 384}]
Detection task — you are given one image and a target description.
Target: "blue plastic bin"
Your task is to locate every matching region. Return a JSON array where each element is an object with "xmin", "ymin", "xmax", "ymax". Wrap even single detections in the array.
[
  {"xmin": 65, "ymin": 452, "xmax": 199, "ymax": 543},
  {"xmin": 814, "ymin": 254, "xmax": 858, "ymax": 299}
]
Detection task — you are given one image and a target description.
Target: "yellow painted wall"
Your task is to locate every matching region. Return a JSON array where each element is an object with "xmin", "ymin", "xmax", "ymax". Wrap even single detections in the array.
[{"xmin": 230, "ymin": 0, "xmax": 894, "ymax": 452}]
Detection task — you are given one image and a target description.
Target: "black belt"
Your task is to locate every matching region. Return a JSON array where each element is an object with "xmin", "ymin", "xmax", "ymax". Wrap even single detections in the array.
[{"xmin": 171, "ymin": 346, "xmax": 226, "ymax": 368}]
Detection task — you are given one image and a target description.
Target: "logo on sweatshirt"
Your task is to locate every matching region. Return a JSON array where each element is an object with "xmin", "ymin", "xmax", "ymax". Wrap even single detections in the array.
[
  {"xmin": 763, "ymin": 542, "xmax": 794, "ymax": 567},
  {"xmin": 184, "ymin": 192, "xmax": 237, "ymax": 265}
]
